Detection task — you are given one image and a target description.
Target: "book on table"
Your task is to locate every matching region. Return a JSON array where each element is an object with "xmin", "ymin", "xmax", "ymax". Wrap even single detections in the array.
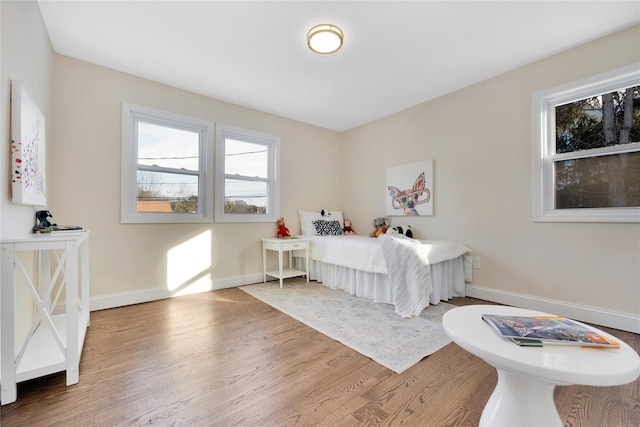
[{"xmin": 481, "ymin": 314, "xmax": 620, "ymax": 348}]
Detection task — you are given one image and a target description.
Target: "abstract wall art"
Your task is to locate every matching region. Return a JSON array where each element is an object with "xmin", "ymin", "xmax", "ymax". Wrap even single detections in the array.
[{"xmin": 11, "ymin": 80, "xmax": 47, "ymax": 206}]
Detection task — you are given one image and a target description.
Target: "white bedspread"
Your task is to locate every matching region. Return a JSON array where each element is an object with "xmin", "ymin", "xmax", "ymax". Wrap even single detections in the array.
[
  {"xmin": 307, "ymin": 235, "xmax": 471, "ymax": 276},
  {"xmin": 305, "ymin": 234, "xmax": 472, "ymax": 317},
  {"xmin": 307, "ymin": 235, "xmax": 387, "ymax": 274}
]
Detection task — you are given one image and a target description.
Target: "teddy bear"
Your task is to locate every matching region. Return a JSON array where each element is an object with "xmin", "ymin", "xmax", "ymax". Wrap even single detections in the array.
[
  {"xmin": 276, "ymin": 217, "xmax": 291, "ymax": 238},
  {"xmin": 343, "ymin": 219, "xmax": 355, "ymax": 235},
  {"xmin": 370, "ymin": 217, "xmax": 390, "ymax": 238}
]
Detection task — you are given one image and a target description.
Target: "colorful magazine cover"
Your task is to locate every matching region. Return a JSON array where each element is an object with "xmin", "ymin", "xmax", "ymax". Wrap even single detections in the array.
[{"xmin": 481, "ymin": 314, "xmax": 619, "ymax": 348}]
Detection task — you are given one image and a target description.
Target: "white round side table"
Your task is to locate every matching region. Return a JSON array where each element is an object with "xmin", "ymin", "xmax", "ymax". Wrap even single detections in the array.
[{"xmin": 442, "ymin": 304, "xmax": 640, "ymax": 427}]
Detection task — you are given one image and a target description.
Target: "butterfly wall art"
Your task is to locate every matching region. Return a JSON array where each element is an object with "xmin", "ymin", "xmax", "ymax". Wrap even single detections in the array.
[{"xmin": 386, "ymin": 160, "xmax": 433, "ymax": 216}]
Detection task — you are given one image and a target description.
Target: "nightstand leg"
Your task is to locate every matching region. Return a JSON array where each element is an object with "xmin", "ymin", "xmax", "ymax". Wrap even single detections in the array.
[
  {"xmin": 278, "ymin": 250, "xmax": 284, "ymax": 288},
  {"xmin": 305, "ymin": 245, "xmax": 309, "ymax": 282},
  {"xmin": 263, "ymin": 246, "xmax": 267, "ymax": 283}
]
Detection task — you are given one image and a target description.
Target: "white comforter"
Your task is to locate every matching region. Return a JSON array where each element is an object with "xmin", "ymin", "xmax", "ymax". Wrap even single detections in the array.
[
  {"xmin": 305, "ymin": 234, "xmax": 471, "ymax": 317},
  {"xmin": 307, "ymin": 235, "xmax": 470, "ymax": 275}
]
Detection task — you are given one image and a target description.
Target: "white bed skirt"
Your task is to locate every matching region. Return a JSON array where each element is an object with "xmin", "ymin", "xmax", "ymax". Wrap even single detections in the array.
[{"xmin": 295, "ymin": 256, "xmax": 466, "ymax": 306}]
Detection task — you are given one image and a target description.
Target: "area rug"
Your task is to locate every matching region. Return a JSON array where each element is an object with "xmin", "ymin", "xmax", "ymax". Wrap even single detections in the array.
[{"xmin": 240, "ymin": 281, "xmax": 455, "ymax": 374}]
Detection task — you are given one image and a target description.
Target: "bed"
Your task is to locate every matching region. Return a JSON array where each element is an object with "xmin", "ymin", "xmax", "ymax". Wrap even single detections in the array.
[{"xmin": 295, "ymin": 210, "xmax": 473, "ymax": 318}]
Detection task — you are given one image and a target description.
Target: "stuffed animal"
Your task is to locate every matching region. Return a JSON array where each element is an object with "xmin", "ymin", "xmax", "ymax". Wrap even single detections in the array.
[
  {"xmin": 343, "ymin": 220, "xmax": 355, "ymax": 235},
  {"xmin": 387, "ymin": 226, "xmax": 402, "ymax": 235},
  {"xmin": 370, "ymin": 217, "xmax": 390, "ymax": 238},
  {"xmin": 34, "ymin": 210, "xmax": 56, "ymax": 231},
  {"xmin": 405, "ymin": 225, "xmax": 413, "ymax": 238},
  {"xmin": 276, "ymin": 217, "xmax": 291, "ymax": 238},
  {"xmin": 387, "ymin": 225, "xmax": 413, "ymax": 238}
]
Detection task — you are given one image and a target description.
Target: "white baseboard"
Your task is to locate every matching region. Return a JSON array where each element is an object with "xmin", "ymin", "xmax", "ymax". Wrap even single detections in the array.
[
  {"xmin": 86, "ymin": 278, "xmax": 639, "ymax": 334},
  {"xmin": 466, "ymin": 285, "xmax": 640, "ymax": 334},
  {"xmin": 89, "ymin": 273, "xmax": 264, "ymax": 312}
]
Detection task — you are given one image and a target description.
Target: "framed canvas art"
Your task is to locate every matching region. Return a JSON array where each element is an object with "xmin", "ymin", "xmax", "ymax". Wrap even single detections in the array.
[
  {"xmin": 11, "ymin": 80, "xmax": 47, "ymax": 206},
  {"xmin": 386, "ymin": 160, "xmax": 433, "ymax": 216}
]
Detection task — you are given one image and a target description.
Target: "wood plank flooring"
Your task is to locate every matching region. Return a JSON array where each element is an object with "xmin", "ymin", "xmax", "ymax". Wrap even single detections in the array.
[{"xmin": 1, "ymin": 279, "xmax": 638, "ymax": 426}]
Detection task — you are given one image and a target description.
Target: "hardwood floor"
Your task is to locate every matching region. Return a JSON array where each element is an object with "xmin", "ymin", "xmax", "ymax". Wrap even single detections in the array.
[{"xmin": 1, "ymin": 280, "xmax": 638, "ymax": 426}]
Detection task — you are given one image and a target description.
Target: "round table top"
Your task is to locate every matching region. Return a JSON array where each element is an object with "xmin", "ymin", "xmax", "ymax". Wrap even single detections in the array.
[{"xmin": 443, "ymin": 305, "xmax": 640, "ymax": 387}]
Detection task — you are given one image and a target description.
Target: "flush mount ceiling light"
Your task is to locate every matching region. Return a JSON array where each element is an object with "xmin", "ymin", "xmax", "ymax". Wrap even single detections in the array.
[{"xmin": 307, "ymin": 24, "xmax": 343, "ymax": 54}]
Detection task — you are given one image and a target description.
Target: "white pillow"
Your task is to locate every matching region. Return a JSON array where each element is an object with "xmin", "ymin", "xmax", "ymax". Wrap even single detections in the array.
[{"xmin": 298, "ymin": 210, "xmax": 344, "ymax": 235}]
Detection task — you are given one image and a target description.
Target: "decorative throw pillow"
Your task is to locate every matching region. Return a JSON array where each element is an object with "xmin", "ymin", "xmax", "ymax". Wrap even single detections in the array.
[
  {"xmin": 312, "ymin": 220, "xmax": 344, "ymax": 236},
  {"xmin": 299, "ymin": 209, "xmax": 344, "ymax": 235}
]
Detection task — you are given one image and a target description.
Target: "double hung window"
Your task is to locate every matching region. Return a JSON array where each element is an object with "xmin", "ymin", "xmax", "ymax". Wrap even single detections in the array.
[
  {"xmin": 532, "ymin": 63, "xmax": 640, "ymax": 222},
  {"xmin": 215, "ymin": 124, "xmax": 280, "ymax": 223},
  {"xmin": 121, "ymin": 103, "xmax": 214, "ymax": 223}
]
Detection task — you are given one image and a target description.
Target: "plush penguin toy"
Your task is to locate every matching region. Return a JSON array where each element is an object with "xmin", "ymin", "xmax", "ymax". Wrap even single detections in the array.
[
  {"xmin": 35, "ymin": 210, "xmax": 55, "ymax": 228},
  {"xmin": 387, "ymin": 225, "xmax": 413, "ymax": 238}
]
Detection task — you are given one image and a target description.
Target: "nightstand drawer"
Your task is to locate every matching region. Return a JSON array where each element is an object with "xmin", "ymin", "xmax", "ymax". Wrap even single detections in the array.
[
  {"xmin": 280, "ymin": 240, "xmax": 307, "ymax": 251},
  {"xmin": 261, "ymin": 238, "xmax": 309, "ymax": 252}
]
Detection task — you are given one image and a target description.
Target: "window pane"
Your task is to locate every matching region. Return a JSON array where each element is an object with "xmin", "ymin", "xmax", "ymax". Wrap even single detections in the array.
[
  {"xmin": 138, "ymin": 122, "xmax": 199, "ymax": 170},
  {"xmin": 137, "ymin": 170, "xmax": 199, "ymax": 213},
  {"xmin": 555, "ymin": 151, "xmax": 640, "ymax": 209},
  {"xmin": 223, "ymin": 178, "xmax": 267, "ymax": 214},
  {"xmin": 225, "ymin": 138, "xmax": 268, "ymax": 178},
  {"xmin": 555, "ymin": 85, "xmax": 640, "ymax": 154}
]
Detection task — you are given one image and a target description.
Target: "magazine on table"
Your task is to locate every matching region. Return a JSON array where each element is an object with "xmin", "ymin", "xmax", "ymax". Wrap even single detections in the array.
[
  {"xmin": 481, "ymin": 314, "xmax": 620, "ymax": 348},
  {"xmin": 34, "ymin": 225, "xmax": 85, "ymax": 234}
]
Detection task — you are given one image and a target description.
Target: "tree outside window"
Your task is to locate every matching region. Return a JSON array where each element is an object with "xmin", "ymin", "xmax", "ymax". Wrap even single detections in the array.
[{"xmin": 554, "ymin": 86, "xmax": 640, "ymax": 209}]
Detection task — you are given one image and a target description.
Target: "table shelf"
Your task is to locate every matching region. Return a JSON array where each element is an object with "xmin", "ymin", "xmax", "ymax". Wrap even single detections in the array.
[
  {"xmin": 265, "ymin": 268, "xmax": 307, "ymax": 281},
  {"xmin": 14, "ymin": 311, "xmax": 89, "ymax": 383}
]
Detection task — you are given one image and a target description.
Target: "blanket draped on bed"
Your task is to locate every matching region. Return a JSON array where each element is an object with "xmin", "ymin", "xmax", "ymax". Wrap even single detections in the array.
[
  {"xmin": 304, "ymin": 234, "xmax": 472, "ymax": 317},
  {"xmin": 379, "ymin": 234, "xmax": 434, "ymax": 318}
]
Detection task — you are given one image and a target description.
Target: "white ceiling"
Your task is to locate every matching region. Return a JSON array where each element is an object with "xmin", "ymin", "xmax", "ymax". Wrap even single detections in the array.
[{"xmin": 38, "ymin": 1, "xmax": 640, "ymax": 132}]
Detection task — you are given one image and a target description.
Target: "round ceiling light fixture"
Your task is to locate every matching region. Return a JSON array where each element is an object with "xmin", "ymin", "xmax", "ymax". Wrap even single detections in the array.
[{"xmin": 307, "ymin": 24, "xmax": 343, "ymax": 54}]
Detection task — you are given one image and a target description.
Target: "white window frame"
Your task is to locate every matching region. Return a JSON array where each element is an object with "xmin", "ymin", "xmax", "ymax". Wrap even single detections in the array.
[
  {"xmin": 121, "ymin": 103, "xmax": 214, "ymax": 223},
  {"xmin": 215, "ymin": 123, "xmax": 280, "ymax": 223},
  {"xmin": 532, "ymin": 63, "xmax": 640, "ymax": 223}
]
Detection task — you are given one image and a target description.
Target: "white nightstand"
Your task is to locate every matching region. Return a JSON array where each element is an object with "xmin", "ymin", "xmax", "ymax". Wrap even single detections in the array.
[{"xmin": 262, "ymin": 237, "xmax": 310, "ymax": 288}]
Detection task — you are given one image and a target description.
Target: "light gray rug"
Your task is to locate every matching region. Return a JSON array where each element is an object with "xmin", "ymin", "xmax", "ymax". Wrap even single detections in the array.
[{"xmin": 240, "ymin": 280, "xmax": 455, "ymax": 374}]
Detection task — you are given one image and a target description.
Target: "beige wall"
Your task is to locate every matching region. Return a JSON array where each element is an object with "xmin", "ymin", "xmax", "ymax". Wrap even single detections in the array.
[
  {"xmin": 1, "ymin": 0, "xmax": 55, "ymax": 342},
  {"xmin": 1, "ymin": 1, "xmax": 53, "ymax": 234},
  {"xmin": 341, "ymin": 25, "xmax": 640, "ymax": 317},
  {"xmin": 49, "ymin": 55, "xmax": 341, "ymax": 300},
  {"xmin": 2, "ymin": 2, "xmax": 638, "ymax": 324}
]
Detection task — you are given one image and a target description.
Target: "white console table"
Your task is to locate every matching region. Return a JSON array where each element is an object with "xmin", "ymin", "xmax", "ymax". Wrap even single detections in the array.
[{"xmin": 1, "ymin": 232, "xmax": 90, "ymax": 405}]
